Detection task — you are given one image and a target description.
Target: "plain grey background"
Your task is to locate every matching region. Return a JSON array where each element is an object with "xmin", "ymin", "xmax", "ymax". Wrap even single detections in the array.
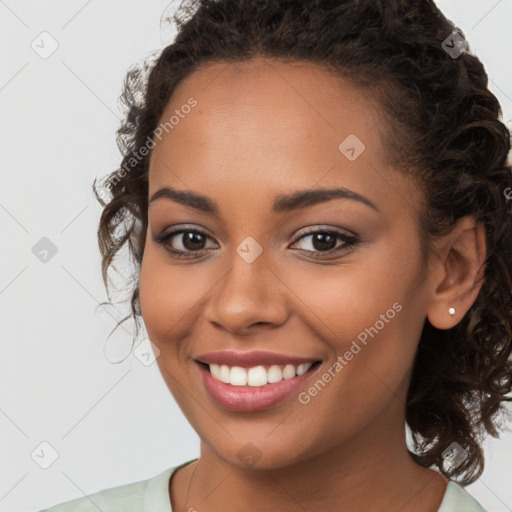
[{"xmin": 1, "ymin": 1, "xmax": 511, "ymax": 511}]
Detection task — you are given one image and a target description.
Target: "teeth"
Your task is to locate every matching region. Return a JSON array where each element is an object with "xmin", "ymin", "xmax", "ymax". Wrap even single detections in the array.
[
  {"xmin": 208, "ymin": 362, "xmax": 315, "ymax": 386},
  {"xmin": 230, "ymin": 366, "xmax": 247, "ymax": 386}
]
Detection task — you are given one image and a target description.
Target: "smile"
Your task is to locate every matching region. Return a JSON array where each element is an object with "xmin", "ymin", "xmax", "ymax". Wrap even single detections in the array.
[
  {"xmin": 195, "ymin": 359, "xmax": 322, "ymax": 412},
  {"xmin": 205, "ymin": 362, "xmax": 318, "ymax": 386}
]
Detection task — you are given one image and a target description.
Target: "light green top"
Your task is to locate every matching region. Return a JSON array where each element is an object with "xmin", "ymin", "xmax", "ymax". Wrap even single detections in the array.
[{"xmin": 39, "ymin": 458, "xmax": 486, "ymax": 512}]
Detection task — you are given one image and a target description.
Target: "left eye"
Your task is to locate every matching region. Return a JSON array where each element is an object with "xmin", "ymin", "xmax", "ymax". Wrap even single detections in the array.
[{"xmin": 291, "ymin": 229, "xmax": 357, "ymax": 256}]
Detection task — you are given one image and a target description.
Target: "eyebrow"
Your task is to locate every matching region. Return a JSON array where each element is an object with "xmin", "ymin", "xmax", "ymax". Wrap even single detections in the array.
[{"xmin": 149, "ymin": 186, "xmax": 378, "ymax": 213}]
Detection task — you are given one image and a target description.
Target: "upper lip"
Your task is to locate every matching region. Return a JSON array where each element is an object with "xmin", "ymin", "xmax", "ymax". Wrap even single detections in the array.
[{"xmin": 195, "ymin": 350, "xmax": 321, "ymax": 368}]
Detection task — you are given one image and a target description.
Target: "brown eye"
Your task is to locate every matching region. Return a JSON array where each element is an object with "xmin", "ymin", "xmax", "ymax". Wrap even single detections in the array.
[
  {"xmin": 153, "ymin": 227, "xmax": 217, "ymax": 257},
  {"xmin": 301, "ymin": 232, "xmax": 338, "ymax": 251},
  {"xmin": 177, "ymin": 231, "xmax": 208, "ymax": 251},
  {"xmin": 292, "ymin": 229, "xmax": 358, "ymax": 258}
]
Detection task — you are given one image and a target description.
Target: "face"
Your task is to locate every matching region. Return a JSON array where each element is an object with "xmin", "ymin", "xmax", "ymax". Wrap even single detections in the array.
[{"xmin": 139, "ymin": 57, "xmax": 433, "ymax": 470}]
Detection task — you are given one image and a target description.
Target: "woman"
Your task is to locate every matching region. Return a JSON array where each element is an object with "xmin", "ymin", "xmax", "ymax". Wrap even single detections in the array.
[{"xmin": 40, "ymin": 0, "xmax": 512, "ymax": 510}]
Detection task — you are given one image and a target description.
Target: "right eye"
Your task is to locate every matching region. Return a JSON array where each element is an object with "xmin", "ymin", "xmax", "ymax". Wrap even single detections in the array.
[{"xmin": 153, "ymin": 226, "xmax": 219, "ymax": 258}]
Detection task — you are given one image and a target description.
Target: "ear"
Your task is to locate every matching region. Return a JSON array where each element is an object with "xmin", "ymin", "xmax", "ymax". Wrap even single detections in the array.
[{"xmin": 426, "ymin": 216, "xmax": 486, "ymax": 330}]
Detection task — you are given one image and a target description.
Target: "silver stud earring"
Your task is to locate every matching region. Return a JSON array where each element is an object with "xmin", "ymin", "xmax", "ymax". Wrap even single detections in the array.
[{"xmin": 448, "ymin": 307, "xmax": 455, "ymax": 316}]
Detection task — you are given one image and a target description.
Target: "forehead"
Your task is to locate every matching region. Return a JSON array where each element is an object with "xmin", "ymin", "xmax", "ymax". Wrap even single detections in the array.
[
  {"xmin": 152, "ymin": 56, "xmax": 384, "ymax": 154},
  {"xmin": 147, "ymin": 57, "xmax": 417, "ymax": 214}
]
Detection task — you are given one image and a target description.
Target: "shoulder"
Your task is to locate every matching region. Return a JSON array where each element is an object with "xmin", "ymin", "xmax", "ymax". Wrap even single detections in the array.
[
  {"xmin": 37, "ymin": 477, "xmax": 148, "ymax": 512},
  {"xmin": 437, "ymin": 481, "xmax": 487, "ymax": 512},
  {"xmin": 37, "ymin": 459, "xmax": 198, "ymax": 512}
]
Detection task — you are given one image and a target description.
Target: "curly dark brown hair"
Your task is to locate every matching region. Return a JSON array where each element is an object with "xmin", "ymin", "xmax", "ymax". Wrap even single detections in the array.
[{"xmin": 93, "ymin": 0, "xmax": 512, "ymax": 485}]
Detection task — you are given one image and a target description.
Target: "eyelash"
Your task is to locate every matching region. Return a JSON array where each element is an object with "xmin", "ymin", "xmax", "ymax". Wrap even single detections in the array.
[{"xmin": 152, "ymin": 226, "xmax": 358, "ymax": 260}]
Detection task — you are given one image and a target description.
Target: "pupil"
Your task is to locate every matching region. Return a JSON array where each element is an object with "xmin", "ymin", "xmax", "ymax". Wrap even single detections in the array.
[
  {"xmin": 183, "ymin": 232, "xmax": 205, "ymax": 251},
  {"xmin": 313, "ymin": 233, "xmax": 336, "ymax": 251}
]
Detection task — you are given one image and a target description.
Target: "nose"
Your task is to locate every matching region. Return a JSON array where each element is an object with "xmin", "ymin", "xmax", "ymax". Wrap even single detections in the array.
[{"xmin": 203, "ymin": 251, "xmax": 290, "ymax": 335}]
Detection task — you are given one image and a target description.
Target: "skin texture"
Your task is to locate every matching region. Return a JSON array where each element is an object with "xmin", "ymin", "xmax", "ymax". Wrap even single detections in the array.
[{"xmin": 138, "ymin": 57, "xmax": 486, "ymax": 512}]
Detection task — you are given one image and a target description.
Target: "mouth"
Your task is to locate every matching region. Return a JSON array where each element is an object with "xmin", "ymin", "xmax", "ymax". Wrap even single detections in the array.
[
  {"xmin": 195, "ymin": 359, "xmax": 323, "ymax": 412},
  {"xmin": 196, "ymin": 360, "xmax": 322, "ymax": 386}
]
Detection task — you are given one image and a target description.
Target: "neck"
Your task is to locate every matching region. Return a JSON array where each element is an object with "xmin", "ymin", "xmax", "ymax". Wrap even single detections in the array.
[{"xmin": 172, "ymin": 410, "xmax": 448, "ymax": 512}]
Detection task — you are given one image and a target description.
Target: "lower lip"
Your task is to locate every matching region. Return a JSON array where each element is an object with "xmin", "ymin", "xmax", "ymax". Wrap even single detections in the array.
[{"xmin": 196, "ymin": 361, "xmax": 320, "ymax": 412}]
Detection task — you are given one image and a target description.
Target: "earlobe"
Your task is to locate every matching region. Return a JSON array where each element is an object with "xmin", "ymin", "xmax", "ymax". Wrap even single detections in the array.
[{"xmin": 426, "ymin": 216, "xmax": 486, "ymax": 330}]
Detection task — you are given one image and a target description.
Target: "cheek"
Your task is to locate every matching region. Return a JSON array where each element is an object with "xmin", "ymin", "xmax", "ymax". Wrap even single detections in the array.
[
  {"xmin": 287, "ymin": 243, "xmax": 425, "ymax": 391},
  {"xmin": 287, "ymin": 259, "xmax": 407, "ymax": 346},
  {"xmin": 138, "ymin": 245, "xmax": 215, "ymax": 348}
]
